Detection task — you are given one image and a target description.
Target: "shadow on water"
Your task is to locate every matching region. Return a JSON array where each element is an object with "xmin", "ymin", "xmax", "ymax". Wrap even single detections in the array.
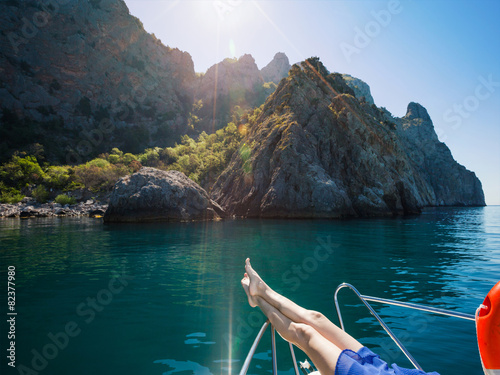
[{"xmin": 0, "ymin": 207, "xmax": 497, "ymax": 375}]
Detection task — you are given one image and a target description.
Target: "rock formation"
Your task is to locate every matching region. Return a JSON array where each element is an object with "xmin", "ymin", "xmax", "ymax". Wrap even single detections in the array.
[
  {"xmin": 194, "ymin": 54, "xmax": 264, "ymax": 131},
  {"xmin": 211, "ymin": 58, "xmax": 485, "ymax": 218},
  {"xmin": 1, "ymin": 0, "xmax": 484, "ymax": 219},
  {"xmin": 104, "ymin": 167, "xmax": 225, "ymax": 222},
  {"xmin": 0, "ymin": 0, "xmax": 196, "ymax": 161},
  {"xmin": 193, "ymin": 53, "xmax": 290, "ymax": 132},
  {"xmin": 261, "ymin": 52, "xmax": 291, "ymax": 84},
  {"xmin": 0, "ymin": 0, "xmax": 292, "ymax": 162},
  {"xmin": 342, "ymin": 74, "xmax": 374, "ymax": 105},
  {"xmin": 395, "ymin": 103, "xmax": 485, "ymax": 206}
]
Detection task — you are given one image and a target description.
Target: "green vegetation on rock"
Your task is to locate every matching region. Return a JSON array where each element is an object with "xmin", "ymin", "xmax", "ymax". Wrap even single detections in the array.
[
  {"xmin": 32, "ymin": 185, "xmax": 49, "ymax": 203},
  {"xmin": 0, "ymin": 118, "xmax": 247, "ymax": 202},
  {"xmin": 54, "ymin": 194, "xmax": 77, "ymax": 205},
  {"xmin": 0, "ymin": 182, "xmax": 24, "ymax": 204}
]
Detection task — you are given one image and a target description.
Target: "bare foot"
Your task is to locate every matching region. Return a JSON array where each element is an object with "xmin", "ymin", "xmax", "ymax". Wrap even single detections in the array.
[
  {"xmin": 245, "ymin": 258, "xmax": 268, "ymax": 298},
  {"xmin": 241, "ymin": 274, "xmax": 257, "ymax": 308}
]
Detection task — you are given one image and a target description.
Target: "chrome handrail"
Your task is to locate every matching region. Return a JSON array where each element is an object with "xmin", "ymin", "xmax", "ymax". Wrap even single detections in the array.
[
  {"xmin": 239, "ymin": 320, "xmax": 270, "ymax": 375},
  {"xmin": 240, "ymin": 284, "xmax": 476, "ymax": 375},
  {"xmin": 289, "ymin": 342, "xmax": 301, "ymax": 375},
  {"xmin": 334, "ymin": 283, "xmax": 423, "ymax": 370},
  {"xmin": 271, "ymin": 325, "xmax": 278, "ymax": 374},
  {"xmin": 361, "ymin": 295, "xmax": 475, "ymax": 321},
  {"xmin": 334, "ymin": 283, "xmax": 476, "ymax": 371},
  {"xmin": 239, "ymin": 320, "xmax": 301, "ymax": 375}
]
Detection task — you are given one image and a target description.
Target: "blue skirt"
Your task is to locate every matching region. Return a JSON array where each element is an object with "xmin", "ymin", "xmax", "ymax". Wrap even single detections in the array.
[{"xmin": 335, "ymin": 347, "xmax": 440, "ymax": 375}]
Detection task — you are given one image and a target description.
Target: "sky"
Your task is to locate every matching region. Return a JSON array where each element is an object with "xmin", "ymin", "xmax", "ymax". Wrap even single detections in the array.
[{"xmin": 124, "ymin": 0, "xmax": 500, "ymax": 205}]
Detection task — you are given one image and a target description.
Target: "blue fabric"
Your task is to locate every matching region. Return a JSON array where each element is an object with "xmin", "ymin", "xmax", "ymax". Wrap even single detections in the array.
[{"xmin": 334, "ymin": 347, "xmax": 440, "ymax": 375}]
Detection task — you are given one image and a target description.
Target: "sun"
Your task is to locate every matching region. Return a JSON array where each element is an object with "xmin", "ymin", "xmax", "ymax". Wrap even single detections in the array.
[{"xmin": 188, "ymin": 1, "xmax": 255, "ymax": 60}]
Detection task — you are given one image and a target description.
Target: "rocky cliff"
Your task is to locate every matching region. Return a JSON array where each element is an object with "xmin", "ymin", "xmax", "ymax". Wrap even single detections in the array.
[
  {"xmin": 342, "ymin": 74, "xmax": 374, "ymax": 105},
  {"xmin": 1, "ymin": 1, "xmax": 483, "ymax": 217},
  {"xmin": 261, "ymin": 52, "xmax": 291, "ymax": 84},
  {"xmin": 0, "ymin": 0, "xmax": 196, "ymax": 162},
  {"xmin": 395, "ymin": 103, "xmax": 485, "ymax": 206},
  {"xmin": 0, "ymin": 0, "xmax": 291, "ymax": 163},
  {"xmin": 194, "ymin": 54, "xmax": 264, "ymax": 132},
  {"xmin": 211, "ymin": 58, "xmax": 485, "ymax": 218},
  {"xmin": 193, "ymin": 53, "xmax": 289, "ymax": 132}
]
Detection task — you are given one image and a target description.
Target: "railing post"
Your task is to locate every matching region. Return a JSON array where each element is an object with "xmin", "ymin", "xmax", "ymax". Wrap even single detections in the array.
[
  {"xmin": 288, "ymin": 343, "xmax": 300, "ymax": 375},
  {"xmin": 271, "ymin": 325, "xmax": 278, "ymax": 375},
  {"xmin": 334, "ymin": 283, "xmax": 424, "ymax": 371},
  {"xmin": 239, "ymin": 320, "xmax": 270, "ymax": 375}
]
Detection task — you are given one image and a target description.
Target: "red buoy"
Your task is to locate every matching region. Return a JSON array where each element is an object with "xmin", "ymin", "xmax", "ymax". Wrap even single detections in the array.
[{"xmin": 477, "ymin": 281, "xmax": 500, "ymax": 375}]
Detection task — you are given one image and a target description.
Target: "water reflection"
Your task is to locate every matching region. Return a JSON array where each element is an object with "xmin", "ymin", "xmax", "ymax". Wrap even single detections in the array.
[{"xmin": 0, "ymin": 207, "xmax": 497, "ymax": 375}]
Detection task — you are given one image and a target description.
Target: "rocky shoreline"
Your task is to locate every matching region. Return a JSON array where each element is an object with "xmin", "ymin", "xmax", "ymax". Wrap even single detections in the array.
[{"xmin": 0, "ymin": 200, "xmax": 108, "ymax": 219}]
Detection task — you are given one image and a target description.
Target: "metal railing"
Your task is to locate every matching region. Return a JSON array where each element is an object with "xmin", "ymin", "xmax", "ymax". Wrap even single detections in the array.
[
  {"xmin": 239, "ymin": 320, "xmax": 270, "ymax": 375},
  {"xmin": 334, "ymin": 283, "xmax": 475, "ymax": 371},
  {"xmin": 239, "ymin": 320, "xmax": 301, "ymax": 375},
  {"xmin": 239, "ymin": 283, "xmax": 475, "ymax": 375}
]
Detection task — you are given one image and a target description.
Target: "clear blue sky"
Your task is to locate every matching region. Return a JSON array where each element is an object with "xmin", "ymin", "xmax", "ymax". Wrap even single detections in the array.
[{"xmin": 124, "ymin": 0, "xmax": 500, "ymax": 205}]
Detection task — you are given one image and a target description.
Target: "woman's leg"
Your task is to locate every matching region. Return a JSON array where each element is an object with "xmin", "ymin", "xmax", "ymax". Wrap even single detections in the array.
[
  {"xmin": 242, "ymin": 275, "xmax": 341, "ymax": 375},
  {"xmin": 245, "ymin": 258, "xmax": 363, "ymax": 352}
]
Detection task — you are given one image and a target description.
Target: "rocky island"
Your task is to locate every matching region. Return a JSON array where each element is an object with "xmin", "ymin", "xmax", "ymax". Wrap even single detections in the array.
[
  {"xmin": 0, "ymin": 0, "xmax": 485, "ymax": 222},
  {"xmin": 211, "ymin": 58, "xmax": 485, "ymax": 218}
]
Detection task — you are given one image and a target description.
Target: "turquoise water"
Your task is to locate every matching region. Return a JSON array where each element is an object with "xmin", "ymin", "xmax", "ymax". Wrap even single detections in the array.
[{"xmin": 1, "ymin": 207, "xmax": 499, "ymax": 375}]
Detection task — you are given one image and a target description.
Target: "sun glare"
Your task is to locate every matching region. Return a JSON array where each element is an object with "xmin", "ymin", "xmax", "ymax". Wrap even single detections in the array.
[{"xmin": 187, "ymin": 1, "xmax": 262, "ymax": 62}]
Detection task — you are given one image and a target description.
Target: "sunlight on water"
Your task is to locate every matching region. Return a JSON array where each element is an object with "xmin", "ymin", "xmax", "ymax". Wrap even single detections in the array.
[{"xmin": 0, "ymin": 207, "xmax": 498, "ymax": 375}]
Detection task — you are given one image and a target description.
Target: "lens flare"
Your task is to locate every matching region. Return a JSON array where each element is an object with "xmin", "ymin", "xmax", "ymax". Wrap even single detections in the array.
[
  {"xmin": 229, "ymin": 38, "xmax": 237, "ymax": 58},
  {"xmin": 238, "ymin": 124, "xmax": 248, "ymax": 137}
]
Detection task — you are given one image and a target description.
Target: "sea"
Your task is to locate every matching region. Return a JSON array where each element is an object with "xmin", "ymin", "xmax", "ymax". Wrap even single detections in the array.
[{"xmin": 0, "ymin": 206, "xmax": 499, "ymax": 375}]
